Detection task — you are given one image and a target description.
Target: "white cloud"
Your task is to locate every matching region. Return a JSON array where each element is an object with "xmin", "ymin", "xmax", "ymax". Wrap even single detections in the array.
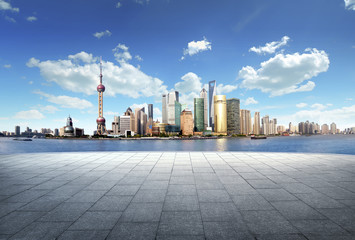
[
  {"xmin": 216, "ymin": 83, "xmax": 238, "ymax": 94},
  {"xmin": 175, "ymin": 72, "xmax": 202, "ymax": 94},
  {"xmin": 40, "ymin": 105, "xmax": 59, "ymax": 114},
  {"xmin": 135, "ymin": 0, "xmax": 150, "ymax": 5},
  {"xmin": 278, "ymin": 105, "xmax": 355, "ymax": 129},
  {"xmin": 135, "ymin": 55, "xmax": 143, "ymax": 61},
  {"xmin": 0, "ymin": 117, "xmax": 9, "ymax": 120},
  {"xmin": 181, "ymin": 37, "xmax": 212, "ymax": 60},
  {"xmin": 0, "ymin": 0, "xmax": 19, "ymax": 12},
  {"xmin": 244, "ymin": 97, "xmax": 258, "ymax": 105},
  {"xmin": 344, "ymin": 0, "xmax": 355, "ymax": 10},
  {"xmin": 249, "ymin": 36, "xmax": 290, "ymax": 55},
  {"xmin": 28, "ymin": 81, "xmax": 33, "ymax": 85},
  {"xmin": 26, "ymin": 16, "xmax": 37, "ymax": 22},
  {"xmin": 296, "ymin": 103, "xmax": 308, "ymax": 108},
  {"xmin": 104, "ymin": 111, "xmax": 119, "ymax": 116},
  {"xmin": 346, "ymin": 98, "xmax": 353, "ymax": 101},
  {"xmin": 14, "ymin": 110, "xmax": 44, "ymax": 119},
  {"xmin": 34, "ymin": 91, "xmax": 93, "ymax": 109},
  {"xmin": 3, "ymin": 64, "xmax": 11, "ymax": 68},
  {"xmin": 238, "ymin": 48, "xmax": 329, "ymax": 97},
  {"xmin": 5, "ymin": 16, "xmax": 15, "ymax": 22},
  {"xmin": 116, "ymin": 2, "xmax": 122, "ymax": 8},
  {"xmin": 93, "ymin": 30, "xmax": 112, "ymax": 39},
  {"xmin": 113, "ymin": 43, "xmax": 132, "ymax": 62},
  {"xmin": 27, "ymin": 48, "xmax": 168, "ymax": 99},
  {"xmin": 154, "ymin": 107, "xmax": 161, "ymax": 118}
]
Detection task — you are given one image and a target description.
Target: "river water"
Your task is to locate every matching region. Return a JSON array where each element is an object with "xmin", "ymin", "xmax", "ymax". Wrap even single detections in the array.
[{"xmin": 0, "ymin": 135, "xmax": 354, "ymax": 155}]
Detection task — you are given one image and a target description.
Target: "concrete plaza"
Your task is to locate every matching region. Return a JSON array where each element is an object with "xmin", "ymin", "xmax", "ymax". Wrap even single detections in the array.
[{"xmin": 0, "ymin": 151, "xmax": 354, "ymax": 239}]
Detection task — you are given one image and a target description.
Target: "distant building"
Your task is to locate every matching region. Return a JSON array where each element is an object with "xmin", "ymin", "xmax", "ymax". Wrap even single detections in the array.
[
  {"xmin": 64, "ymin": 115, "xmax": 74, "ymax": 137},
  {"xmin": 120, "ymin": 116, "xmax": 131, "ymax": 134},
  {"xmin": 240, "ymin": 109, "xmax": 252, "ymax": 135},
  {"xmin": 277, "ymin": 125, "xmax": 285, "ymax": 134},
  {"xmin": 134, "ymin": 108, "xmax": 147, "ymax": 136},
  {"xmin": 162, "ymin": 94, "xmax": 168, "ymax": 124},
  {"xmin": 112, "ymin": 116, "xmax": 120, "ymax": 135},
  {"xmin": 148, "ymin": 104, "xmax": 153, "ymax": 127},
  {"xmin": 15, "ymin": 126, "xmax": 20, "ymax": 136},
  {"xmin": 214, "ymin": 95, "xmax": 227, "ymax": 135},
  {"xmin": 168, "ymin": 91, "xmax": 179, "ymax": 125},
  {"xmin": 321, "ymin": 124, "xmax": 329, "ymax": 134},
  {"xmin": 54, "ymin": 128, "xmax": 59, "ymax": 136},
  {"xmin": 209, "ymin": 80, "xmax": 216, "ymax": 131},
  {"xmin": 330, "ymin": 122, "xmax": 337, "ymax": 134},
  {"xmin": 226, "ymin": 98, "xmax": 240, "ymax": 135},
  {"xmin": 194, "ymin": 98, "xmax": 204, "ymax": 132},
  {"xmin": 124, "ymin": 107, "xmax": 135, "ymax": 133},
  {"xmin": 175, "ymin": 101, "xmax": 182, "ymax": 130},
  {"xmin": 262, "ymin": 115, "xmax": 270, "ymax": 135},
  {"xmin": 254, "ymin": 112, "xmax": 260, "ymax": 135},
  {"xmin": 200, "ymin": 88, "xmax": 208, "ymax": 130},
  {"xmin": 270, "ymin": 118, "xmax": 277, "ymax": 135},
  {"xmin": 75, "ymin": 128, "xmax": 84, "ymax": 137},
  {"xmin": 180, "ymin": 109, "xmax": 193, "ymax": 135}
]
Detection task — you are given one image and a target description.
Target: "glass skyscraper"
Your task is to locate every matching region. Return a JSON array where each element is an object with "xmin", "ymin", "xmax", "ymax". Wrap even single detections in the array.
[
  {"xmin": 214, "ymin": 95, "xmax": 227, "ymax": 134},
  {"xmin": 194, "ymin": 98, "xmax": 204, "ymax": 132},
  {"xmin": 208, "ymin": 80, "xmax": 216, "ymax": 131},
  {"xmin": 175, "ymin": 101, "xmax": 182, "ymax": 130},
  {"xmin": 226, "ymin": 98, "xmax": 240, "ymax": 135}
]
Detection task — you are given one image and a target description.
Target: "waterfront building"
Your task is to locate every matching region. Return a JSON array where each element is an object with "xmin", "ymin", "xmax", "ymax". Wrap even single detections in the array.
[
  {"xmin": 175, "ymin": 101, "xmax": 182, "ymax": 130},
  {"xmin": 148, "ymin": 104, "xmax": 153, "ymax": 127},
  {"xmin": 167, "ymin": 91, "xmax": 179, "ymax": 125},
  {"xmin": 180, "ymin": 109, "xmax": 193, "ymax": 135},
  {"xmin": 330, "ymin": 122, "xmax": 337, "ymax": 134},
  {"xmin": 214, "ymin": 95, "xmax": 227, "ymax": 135},
  {"xmin": 64, "ymin": 115, "xmax": 74, "ymax": 137},
  {"xmin": 261, "ymin": 115, "xmax": 270, "ymax": 135},
  {"xmin": 74, "ymin": 128, "xmax": 84, "ymax": 137},
  {"xmin": 15, "ymin": 126, "xmax": 20, "ymax": 136},
  {"xmin": 254, "ymin": 112, "xmax": 260, "ymax": 135},
  {"xmin": 124, "ymin": 107, "xmax": 135, "ymax": 132},
  {"xmin": 277, "ymin": 125, "xmax": 286, "ymax": 133},
  {"xmin": 112, "ymin": 116, "xmax": 120, "ymax": 135},
  {"xmin": 226, "ymin": 98, "xmax": 240, "ymax": 135},
  {"xmin": 269, "ymin": 118, "xmax": 277, "ymax": 135},
  {"xmin": 209, "ymin": 80, "xmax": 216, "ymax": 130},
  {"xmin": 120, "ymin": 116, "xmax": 131, "ymax": 134},
  {"xmin": 298, "ymin": 122, "xmax": 305, "ymax": 135},
  {"xmin": 240, "ymin": 109, "xmax": 252, "ymax": 135},
  {"xmin": 194, "ymin": 98, "xmax": 204, "ymax": 132},
  {"xmin": 135, "ymin": 108, "xmax": 147, "ymax": 136},
  {"xmin": 96, "ymin": 58, "xmax": 108, "ymax": 135},
  {"xmin": 200, "ymin": 88, "xmax": 208, "ymax": 130},
  {"xmin": 321, "ymin": 124, "xmax": 329, "ymax": 134},
  {"xmin": 54, "ymin": 128, "xmax": 59, "ymax": 136},
  {"xmin": 59, "ymin": 127, "xmax": 65, "ymax": 136},
  {"xmin": 152, "ymin": 121, "xmax": 167, "ymax": 136},
  {"xmin": 162, "ymin": 94, "xmax": 168, "ymax": 123},
  {"xmin": 305, "ymin": 121, "xmax": 310, "ymax": 134}
]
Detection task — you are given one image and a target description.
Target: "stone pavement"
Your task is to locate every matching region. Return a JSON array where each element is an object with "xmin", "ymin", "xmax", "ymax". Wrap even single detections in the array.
[{"xmin": 0, "ymin": 152, "xmax": 354, "ymax": 240}]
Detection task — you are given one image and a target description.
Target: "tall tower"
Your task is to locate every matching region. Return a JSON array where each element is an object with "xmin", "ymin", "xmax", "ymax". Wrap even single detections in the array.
[
  {"xmin": 96, "ymin": 58, "xmax": 107, "ymax": 135},
  {"xmin": 214, "ymin": 95, "xmax": 227, "ymax": 135},
  {"xmin": 200, "ymin": 88, "xmax": 208, "ymax": 130},
  {"xmin": 209, "ymin": 80, "xmax": 216, "ymax": 131}
]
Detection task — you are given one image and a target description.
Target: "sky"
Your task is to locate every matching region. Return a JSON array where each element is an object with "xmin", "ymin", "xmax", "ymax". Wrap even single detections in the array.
[{"xmin": 1, "ymin": 0, "xmax": 355, "ymax": 134}]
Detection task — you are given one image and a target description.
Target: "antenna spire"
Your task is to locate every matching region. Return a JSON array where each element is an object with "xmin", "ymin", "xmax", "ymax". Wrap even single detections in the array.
[{"xmin": 99, "ymin": 56, "xmax": 103, "ymax": 84}]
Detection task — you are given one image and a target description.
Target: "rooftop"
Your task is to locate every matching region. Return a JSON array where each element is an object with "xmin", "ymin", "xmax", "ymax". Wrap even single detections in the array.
[{"xmin": 0, "ymin": 152, "xmax": 354, "ymax": 239}]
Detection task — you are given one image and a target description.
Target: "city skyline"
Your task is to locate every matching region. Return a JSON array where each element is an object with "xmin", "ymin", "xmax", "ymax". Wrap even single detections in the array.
[{"xmin": 1, "ymin": 0, "xmax": 355, "ymax": 134}]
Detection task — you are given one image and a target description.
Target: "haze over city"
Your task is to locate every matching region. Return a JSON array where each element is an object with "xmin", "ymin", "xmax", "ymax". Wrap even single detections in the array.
[{"xmin": 1, "ymin": 0, "xmax": 355, "ymax": 134}]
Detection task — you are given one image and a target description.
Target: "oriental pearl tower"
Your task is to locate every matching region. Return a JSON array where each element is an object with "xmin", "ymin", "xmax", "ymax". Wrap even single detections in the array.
[{"xmin": 96, "ymin": 58, "xmax": 107, "ymax": 135}]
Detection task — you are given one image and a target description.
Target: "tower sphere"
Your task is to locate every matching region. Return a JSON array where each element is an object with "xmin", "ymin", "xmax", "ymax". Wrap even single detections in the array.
[
  {"xmin": 96, "ymin": 117, "xmax": 106, "ymax": 124},
  {"xmin": 97, "ymin": 84, "xmax": 105, "ymax": 92}
]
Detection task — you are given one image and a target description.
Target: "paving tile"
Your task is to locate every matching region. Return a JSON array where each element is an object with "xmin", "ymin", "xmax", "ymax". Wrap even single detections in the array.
[
  {"xmin": 0, "ymin": 202, "xmax": 24, "ymax": 218},
  {"xmin": 69, "ymin": 211, "xmax": 122, "ymax": 230},
  {"xmin": 271, "ymin": 201, "xmax": 326, "ymax": 220},
  {"xmin": 290, "ymin": 219, "xmax": 349, "ymax": 235},
  {"xmin": 157, "ymin": 211, "xmax": 203, "ymax": 236},
  {"xmin": 108, "ymin": 222, "xmax": 158, "ymax": 240},
  {"xmin": 141, "ymin": 180, "xmax": 169, "ymax": 190},
  {"xmin": 58, "ymin": 230, "xmax": 109, "ymax": 240},
  {"xmin": 247, "ymin": 179, "xmax": 281, "ymax": 189},
  {"xmin": 18, "ymin": 195, "xmax": 68, "ymax": 212},
  {"xmin": 295, "ymin": 192, "xmax": 345, "ymax": 209},
  {"xmin": 203, "ymin": 221, "xmax": 253, "ymax": 240},
  {"xmin": 106, "ymin": 185, "xmax": 140, "ymax": 196},
  {"xmin": 39, "ymin": 202, "xmax": 92, "ymax": 222},
  {"xmin": 197, "ymin": 189, "xmax": 231, "ymax": 202},
  {"xmin": 9, "ymin": 221, "xmax": 71, "ymax": 240},
  {"xmin": 318, "ymin": 208, "xmax": 355, "ymax": 233},
  {"xmin": 200, "ymin": 202, "xmax": 242, "ymax": 222},
  {"xmin": 132, "ymin": 189, "xmax": 166, "ymax": 203},
  {"xmin": 167, "ymin": 185, "xmax": 197, "ymax": 196},
  {"xmin": 257, "ymin": 189, "xmax": 298, "ymax": 201},
  {"xmin": 0, "ymin": 211, "xmax": 45, "ymax": 235},
  {"xmin": 163, "ymin": 195, "xmax": 199, "ymax": 211},
  {"xmin": 120, "ymin": 202, "xmax": 163, "ymax": 222},
  {"xmin": 232, "ymin": 194, "xmax": 274, "ymax": 210},
  {"xmin": 90, "ymin": 195, "xmax": 132, "ymax": 211},
  {"xmin": 224, "ymin": 183, "xmax": 258, "ymax": 195}
]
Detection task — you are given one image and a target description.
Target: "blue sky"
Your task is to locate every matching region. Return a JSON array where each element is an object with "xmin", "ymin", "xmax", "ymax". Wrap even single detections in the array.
[{"xmin": 1, "ymin": 0, "xmax": 355, "ymax": 134}]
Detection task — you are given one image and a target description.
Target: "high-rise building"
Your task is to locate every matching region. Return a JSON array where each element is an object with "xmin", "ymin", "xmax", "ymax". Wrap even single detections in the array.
[
  {"xmin": 321, "ymin": 124, "xmax": 329, "ymax": 134},
  {"xmin": 226, "ymin": 98, "xmax": 240, "ymax": 135},
  {"xmin": 15, "ymin": 126, "xmax": 20, "ymax": 136},
  {"xmin": 162, "ymin": 94, "xmax": 168, "ymax": 123},
  {"xmin": 240, "ymin": 109, "xmax": 251, "ymax": 135},
  {"xmin": 194, "ymin": 98, "xmax": 204, "ymax": 132},
  {"xmin": 96, "ymin": 58, "xmax": 107, "ymax": 135},
  {"xmin": 168, "ymin": 91, "xmax": 179, "ymax": 125},
  {"xmin": 298, "ymin": 122, "xmax": 305, "ymax": 134},
  {"xmin": 124, "ymin": 107, "xmax": 135, "ymax": 132},
  {"xmin": 214, "ymin": 95, "xmax": 227, "ymax": 135},
  {"xmin": 120, "ymin": 116, "xmax": 131, "ymax": 134},
  {"xmin": 54, "ymin": 128, "xmax": 59, "ymax": 136},
  {"xmin": 112, "ymin": 116, "xmax": 120, "ymax": 135},
  {"xmin": 175, "ymin": 101, "xmax": 182, "ymax": 130},
  {"xmin": 261, "ymin": 115, "xmax": 270, "ymax": 135},
  {"xmin": 135, "ymin": 108, "xmax": 147, "ymax": 136},
  {"xmin": 269, "ymin": 118, "xmax": 277, "ymax": 135},
  {"xmin": 330, "ymin": 122, "xmax": 337, "ymax": 134},
  {"xmin": 180, "ymin": 109, "xmax": 193, "ymax": 135},
  {"xmin": 254, "ymin": 112, "xmax": 260, "ymax": 135},
  {"xmin": 148, "ymin": 104, "xmax": 153, "ymax": 127},
  {"xmin": 208, "ymin": 80, "xmax": 216, "ymax": 130},
  {"xmin": 64, "ymin": 115, "xmax": 75, "ymax": 137},
  {"xmin": 200, "ymin": 88, "xmax": 208, "ymax": 130}
]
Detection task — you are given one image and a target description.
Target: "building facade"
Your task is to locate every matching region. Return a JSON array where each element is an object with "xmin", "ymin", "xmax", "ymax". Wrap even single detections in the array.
[
  {"xmin": 119, "ymin": 116, "xmax": 131, "ymax": 134},
  {"xmin": 214, "ymin": 95, "xmax": 227, "ymax": 135},
  {"xmin": 200, "ymin": 88, "xmax": 208, "ymax": 130},
  {"xmin": 162, "ymin": 94, "xmax": 168, "ymax": 124},
  {"xmin": 330, "ymin": 122, "xmax": 337, "ymax": 134},
  {"xmin": 148, "ymin": 104, "xmax": 153, "ymax": 127},
  {"xmin": 254, "ymin": 112, "xmax": 260, "ymax": 135},
  {"xmin": 168, "ymin": 91, "xmax": 179, "ymax": 125},
  {"xmin": 180, "ymin": 110, "xmax": 193, "ymax": 135},
  {"xmin": 194, "ymin": 98, "xmax": 204, "ymax": 132},
  {"xmin": 175, "ymin": 101, "xmax": 182, "ymax": 130},
  {"xmin": 226, "ymin": 98, "xmax": 240, "ymax": 135},
  {"xmin": 208, "ymin": 80, "xmax": 216, "ymax": 130},
  {"xmin": 15, "ymin": 126, "xmax": 20, "ymax": 136},
  {"xmin": 240, "ymin": 109, "xmax": 251, "ymax": 135},
  {"xmin": 262, "ymin": 115, "xmax": 270, "ymax": 135},
  {"xmin": 112, "ymin": 116, "xmax": 120, "ymax": 135}
]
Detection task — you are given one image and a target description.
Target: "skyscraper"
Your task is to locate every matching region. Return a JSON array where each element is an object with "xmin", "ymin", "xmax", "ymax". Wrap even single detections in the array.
[
  {"xmin": 240, "ymin": 109, "xmax": 251, "ymax": 135},
  {"xmin": 261, "ymin": 115, "xmax": 270, "ymax": 135},
  {"xmin": 96, "ymin": 58, "xmax": 107, "ymax": 135},
  {"xmin": 124, "ymin": 107, "xmax": 135, "ymax": 132},
  {"xmin": 330, "ymin": 122, "xmax": 337, "ymax": 134},
  {"xmin": 254, "ymin": 112, "xmax": 260, "ymax": 135},
  {"xmin": 135, "ymin": 108, "xmax": 147, "ymax": 136},
  {"xmin": 168, "ymin": 91, "xmax": 179, "ymax": 125},
  {"xmin": 200, "ymin": 88, "xmax": 208, "ymax": 130},
  {"xmin": 112, "ymin": 116, "xmax": 120, "ymax": 135},
  {"xmin": 208, "ymin": 80, "xmax": 216, "ymax": 130},
  {"xmin": 214, "ymin": 95, "xmax": 227, "ymax": 135},
  {"xmin": 226, "ymin": 98, "xmax": 240, "ymax": 135},
  {"xmin": 15, "ymin": 126, "xmax": 20, "ymax": 136},
  {"xmin": 175, "ymin": 101, "xmax": 182, "ymax": 130},
  {"xmin": 180, "ymin": 109, "xmax": 193, "ymax": 135},
  {"xmin": 194, "ymin": 98, "xmax": 204, "ymax": 132},
  {"xmin": 162, "ymin": 94, "xmax": 168, "ymax": 124},
  {"xmin": 148, "ymin": 104, "xmax": 153, "ymax": 127},
  {"xmin": 321, "ymin": 124, "xmax": 329, "ymax": 134}
]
